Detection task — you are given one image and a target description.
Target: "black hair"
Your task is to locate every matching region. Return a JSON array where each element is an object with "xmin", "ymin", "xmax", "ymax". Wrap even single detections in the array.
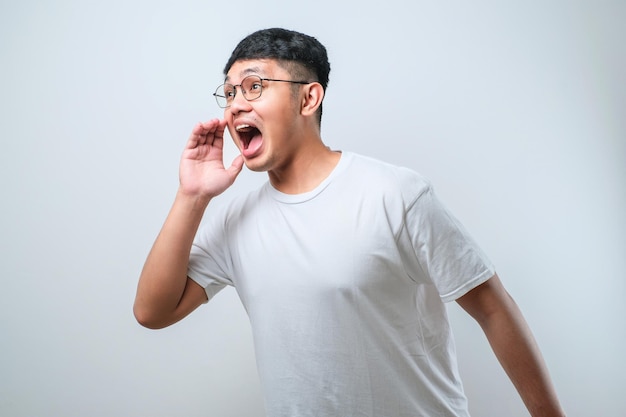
[
  {"xmin": 223, "ymin": 28, "xmax": 330, "ymax": 124},
  {"xmin": 223, "ymin": 28, "xmax": 330, "ymax": 90}
]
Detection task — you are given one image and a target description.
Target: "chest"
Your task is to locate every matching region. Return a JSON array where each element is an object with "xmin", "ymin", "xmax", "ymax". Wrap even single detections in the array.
[{"xmin": 226, "ymin": 194, "xmax": 415, "ymax": 311}]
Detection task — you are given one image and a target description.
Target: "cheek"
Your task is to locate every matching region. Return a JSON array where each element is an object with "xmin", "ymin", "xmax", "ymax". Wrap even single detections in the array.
[{"xmin": 266, "ymin": 101, "xmax": 298, "ymax": 126}]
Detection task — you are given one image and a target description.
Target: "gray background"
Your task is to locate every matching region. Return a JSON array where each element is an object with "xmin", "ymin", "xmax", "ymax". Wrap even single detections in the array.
[{"xmin": 1, "ymin": 1, "xmax": 624, "ymax": 416}]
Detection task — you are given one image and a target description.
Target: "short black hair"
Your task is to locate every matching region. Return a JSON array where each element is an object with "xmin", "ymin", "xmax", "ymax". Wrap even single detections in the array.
[
  {"xmin": 223, "ymin": 28, "xmax": 331, "ymax": 125},
  {"xmin": 223, "ymin": 28, "xmax": 330, "ymax": 91}
]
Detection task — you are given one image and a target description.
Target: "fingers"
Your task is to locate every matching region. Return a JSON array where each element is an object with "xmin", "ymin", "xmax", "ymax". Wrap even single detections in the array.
[
  {"xmin": 207, "ymin": 120, "xmax": 227, "ymax": 145},
  {"xmin": 187, "ymin": 119, "xmax": 227, "ymax": 148}
]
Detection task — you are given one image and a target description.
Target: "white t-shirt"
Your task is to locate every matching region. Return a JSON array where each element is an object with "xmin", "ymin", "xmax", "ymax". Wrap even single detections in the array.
[{"xmin": 188, "ymin": 152, "xmax": 495, "ymax": 417}]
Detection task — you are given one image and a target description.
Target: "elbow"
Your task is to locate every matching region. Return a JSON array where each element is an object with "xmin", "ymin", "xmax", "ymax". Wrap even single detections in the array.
[{"xmin": 133, "ymin": 303, "xmax": 168, "ymax": 330}]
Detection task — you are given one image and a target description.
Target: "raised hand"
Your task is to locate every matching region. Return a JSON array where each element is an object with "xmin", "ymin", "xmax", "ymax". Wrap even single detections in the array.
[{"xmin": 179, "ymin": 119, "xmax": 244, "ymax": 199}]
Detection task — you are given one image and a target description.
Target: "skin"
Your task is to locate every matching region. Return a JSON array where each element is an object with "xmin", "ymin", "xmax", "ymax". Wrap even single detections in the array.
[
  {"xmin": 134, "ymin": 59, "xmax": 565, "ymax": 416},
  {"xmin": 456, "ymin": 275, "xmax": 566, "ymax": 416},
  {"xmin": 224, "ymin": 59, "xmax": 339, "ymax": 193},
  {"xmin": 133, "ymin": 119, "xmax": 240, "ymax": 329}
]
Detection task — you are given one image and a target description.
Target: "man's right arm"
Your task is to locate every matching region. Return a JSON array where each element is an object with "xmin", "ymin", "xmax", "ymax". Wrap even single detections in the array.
[
  {"xmin": 133, "ymin": 191, "xmax": 212, "ymax": 329},
  {"xmin": 133, "ymin": 119, "xmax": 243, "ymax": 329}
]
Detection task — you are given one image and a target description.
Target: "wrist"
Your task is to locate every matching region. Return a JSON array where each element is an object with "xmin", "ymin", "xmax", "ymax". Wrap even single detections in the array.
[{"xmin": 174, "ymin": 188, "xmax": 212, "ymax": 212}]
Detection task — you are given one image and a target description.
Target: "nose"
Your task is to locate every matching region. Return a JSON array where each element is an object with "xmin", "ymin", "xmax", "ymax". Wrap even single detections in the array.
[{"xmin": 228, "ymin": 87, "xmax": 252, "ymax": 115}]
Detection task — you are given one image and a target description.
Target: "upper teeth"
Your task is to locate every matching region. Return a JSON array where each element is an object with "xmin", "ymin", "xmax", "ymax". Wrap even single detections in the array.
[{"xmin": 236, "ymin": 124, "xmax": 250, "ymax": 132}]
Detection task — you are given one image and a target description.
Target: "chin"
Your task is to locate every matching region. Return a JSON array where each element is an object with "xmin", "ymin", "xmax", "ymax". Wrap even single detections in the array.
[{"xmin": 243, "ymin": 157, "xmax": 271, "ymax": 173}]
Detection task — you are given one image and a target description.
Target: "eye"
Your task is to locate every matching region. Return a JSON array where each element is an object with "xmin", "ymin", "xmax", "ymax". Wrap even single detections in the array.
[
  {"xmin": 223, "ymin": 86, "xmax": 235, "ymax": 98},
  {"xmin": 242, "ymin": 76, "xmax": 264, "ymax": 95}
]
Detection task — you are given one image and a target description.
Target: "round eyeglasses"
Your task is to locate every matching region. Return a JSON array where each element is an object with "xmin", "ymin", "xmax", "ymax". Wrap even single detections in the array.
[{"xmin": 213, "ymin": 75, "xmax": 311, "ymax": 108}]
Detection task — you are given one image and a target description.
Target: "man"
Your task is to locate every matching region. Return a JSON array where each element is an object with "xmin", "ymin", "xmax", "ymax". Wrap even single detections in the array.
[{"xmin": 134, "ymin": 28, "xmax": 565, "ymax": 416}]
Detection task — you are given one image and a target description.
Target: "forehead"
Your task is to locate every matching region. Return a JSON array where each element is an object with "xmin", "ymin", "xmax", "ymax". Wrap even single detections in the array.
[{"xmin": 224, "ymin": 59, "xmax": 286, "ymax": 82}]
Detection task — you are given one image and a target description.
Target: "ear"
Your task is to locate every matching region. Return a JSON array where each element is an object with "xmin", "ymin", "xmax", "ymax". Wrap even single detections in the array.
[{"xmin": 300, "ymin": 82, "xmax": 324, "ymax": 117}]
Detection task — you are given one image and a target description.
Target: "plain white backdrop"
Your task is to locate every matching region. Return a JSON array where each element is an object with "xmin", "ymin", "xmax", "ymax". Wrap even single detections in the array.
[{"xmin": 1, "ymin": 1, "xmax": 624, "ymax": 416}]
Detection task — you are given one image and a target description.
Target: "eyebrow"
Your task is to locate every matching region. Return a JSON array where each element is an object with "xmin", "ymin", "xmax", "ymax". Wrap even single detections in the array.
[{"xmin": 224, "ymin": 66, "xmax": 264, "ymax": 83}]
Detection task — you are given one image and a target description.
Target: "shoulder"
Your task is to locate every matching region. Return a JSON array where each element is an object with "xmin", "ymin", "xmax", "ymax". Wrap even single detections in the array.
[
  {"xmin": 201, "ymin": 183, "xmax": 268, "ymax": 234},
  {"xmin": 224, "ymin": 183, "xmax": 268, "ymax": 218},
  {"xmin": 345, "ymin": 152, "xmax": 433, "ymax": 206}
]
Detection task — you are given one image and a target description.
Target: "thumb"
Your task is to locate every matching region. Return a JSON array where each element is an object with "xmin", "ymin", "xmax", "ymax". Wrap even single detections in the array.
[{"xmin": 227, "ymin": 154, "xmax": 245, "ymax": 179}]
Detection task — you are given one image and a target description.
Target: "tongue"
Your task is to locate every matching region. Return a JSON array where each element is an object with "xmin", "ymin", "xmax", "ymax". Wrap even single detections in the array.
[{"xmin": 243, "ymin": 133, "xmax": 263, "ymax": 157}]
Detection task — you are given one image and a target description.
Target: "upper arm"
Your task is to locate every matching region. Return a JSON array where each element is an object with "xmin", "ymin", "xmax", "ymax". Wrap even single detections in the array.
[
  {"xmin": 171, "ymin": 277, "xmax": 209, "ymax": 322},
  {"xmin": 135, "ymin": 277, "xmax": 208, "ymax": 329},
  {"xmin": 455, "ymin": 273, "xmax": 516, "ymax": 325},
  {"xmin": 455, "ymin": 276, "xmax": 565, "ymax": 415}
]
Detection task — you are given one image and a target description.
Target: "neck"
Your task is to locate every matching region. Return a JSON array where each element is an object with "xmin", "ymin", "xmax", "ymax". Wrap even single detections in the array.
[{"xmin": 268, "ymin": 139, "xmax": 341, "ymax": 195}]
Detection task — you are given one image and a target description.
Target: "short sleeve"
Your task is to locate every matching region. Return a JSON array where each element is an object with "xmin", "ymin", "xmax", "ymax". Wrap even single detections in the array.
[
  {"xmin": 187, "ymin": 210, "xmax": 235, "ymax": 302},
  {"xmin": 404, "ymin": 182, "xmax": 495, "ymax": 302}
]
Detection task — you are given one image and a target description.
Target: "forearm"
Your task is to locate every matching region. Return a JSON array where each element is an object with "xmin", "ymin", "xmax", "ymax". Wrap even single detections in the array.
[
  {"xmin": 480, "ymin": 296, "xmax": 565, "ymax": 416},
  {"xmin": 134, "ymin": 189, "xmax": 211, "ymax": 326}
]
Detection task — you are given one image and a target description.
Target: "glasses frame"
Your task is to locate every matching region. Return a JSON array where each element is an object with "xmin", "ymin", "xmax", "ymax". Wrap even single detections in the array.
[{"xmin": 213, "ymin": 75, "xmax": 311, "ymax": 108}]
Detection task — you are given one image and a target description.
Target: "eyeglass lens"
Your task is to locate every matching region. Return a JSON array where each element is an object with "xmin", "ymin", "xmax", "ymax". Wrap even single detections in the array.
[{"xmin": 215, "ymin": 75, "xmax": 263, "ymax": 108}]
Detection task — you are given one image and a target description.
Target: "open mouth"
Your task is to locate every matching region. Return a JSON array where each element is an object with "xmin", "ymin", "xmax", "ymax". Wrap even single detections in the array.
[
  {"xmin": 235, "ymin": 123, "xmax": 263, "ymax": 157},
  {"xmin": 235, "ymin": 124, "xmax": 260, "ymax": 149}
]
